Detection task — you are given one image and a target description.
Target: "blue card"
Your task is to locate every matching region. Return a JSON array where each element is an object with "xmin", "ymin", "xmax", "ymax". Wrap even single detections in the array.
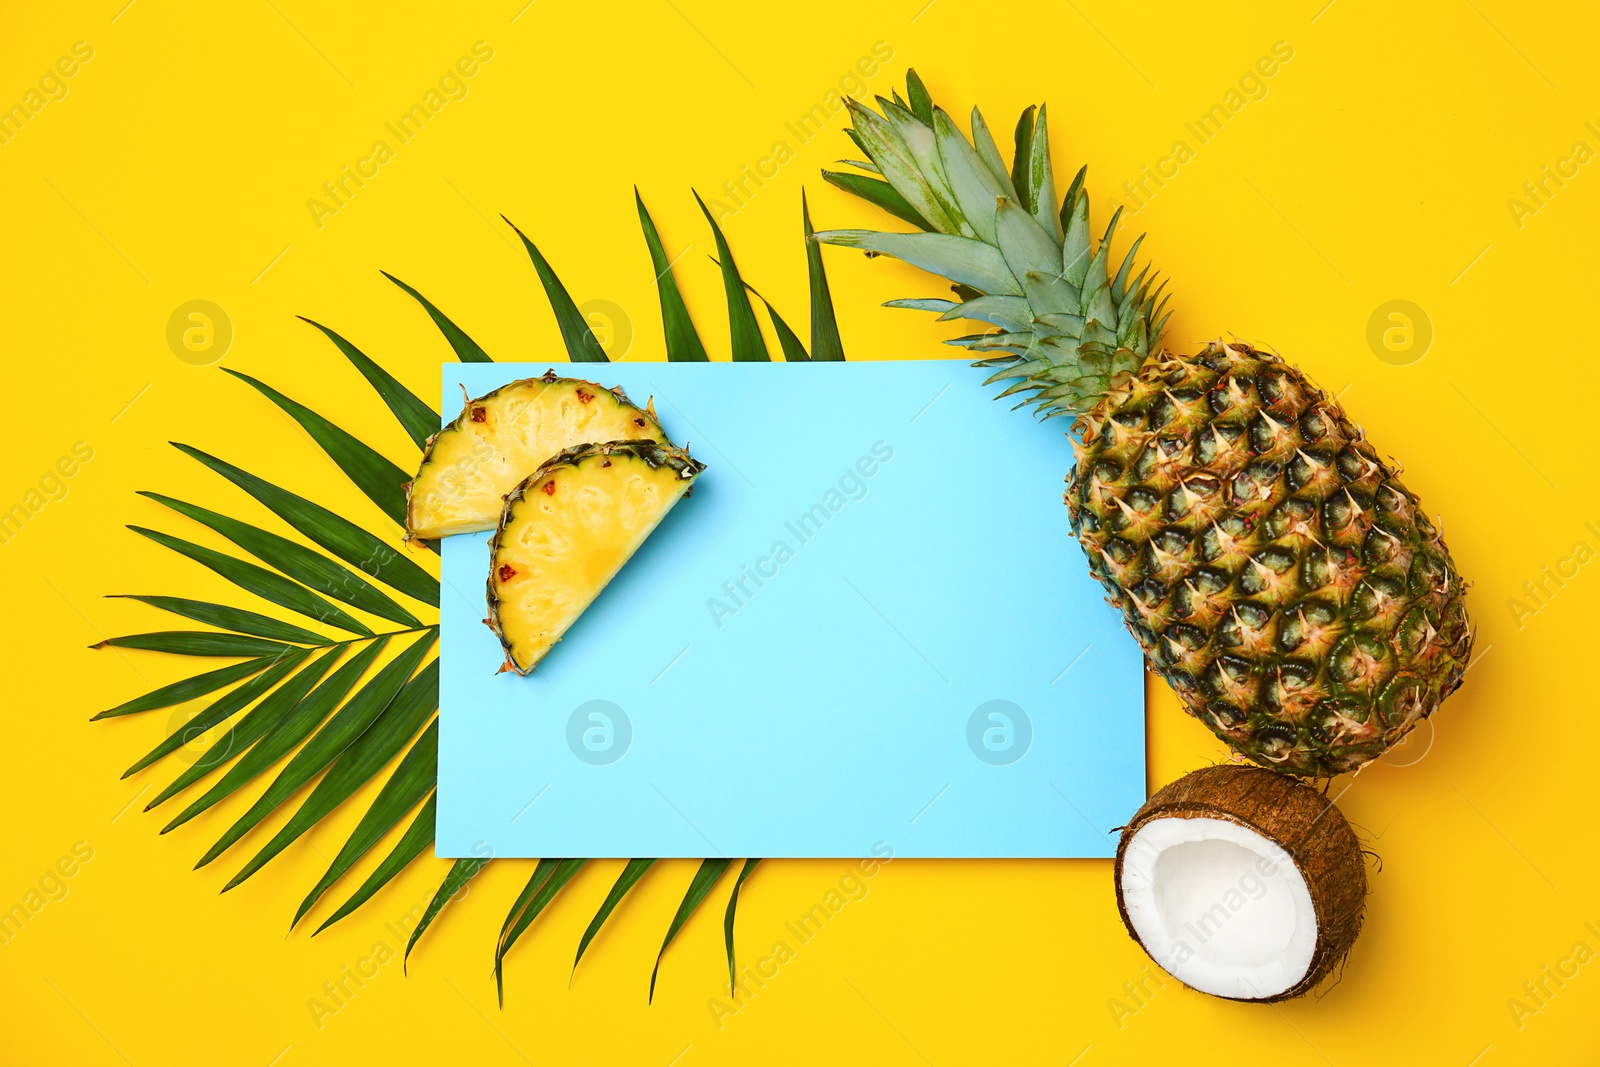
[{"xmin": 436, "ymin": 360, "xmax": 1145, "ymax": 859}]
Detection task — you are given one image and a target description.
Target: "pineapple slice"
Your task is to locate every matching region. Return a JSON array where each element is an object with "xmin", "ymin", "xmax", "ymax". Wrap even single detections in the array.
[
  {"xmin": 486, "ymin": 440, "xmax": 704, "ymax": 674},
  {"xmin": 405, "ymin": 371, "xmax": 664, "ymax": 539}
]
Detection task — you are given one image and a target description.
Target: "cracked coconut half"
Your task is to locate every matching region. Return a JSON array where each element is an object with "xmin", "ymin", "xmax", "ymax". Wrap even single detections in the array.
[{"xmin": 1114, "ymin": 765, "xmax": 1366, "ymax": 1001}]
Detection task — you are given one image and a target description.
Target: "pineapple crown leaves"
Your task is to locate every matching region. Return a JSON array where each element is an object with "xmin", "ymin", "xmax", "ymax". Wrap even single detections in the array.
[
  {"xmin": 94, "ymin": 192, "xmax": 841, "ymax": 1003},
  {"xmin": 815, "ymin": 69, "xmax": 1173, "ymax": 420}
]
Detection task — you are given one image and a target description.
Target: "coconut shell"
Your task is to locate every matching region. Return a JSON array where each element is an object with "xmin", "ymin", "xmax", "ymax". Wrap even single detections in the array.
[{"xmin": 1114, "ymin": 764, "xmax": 1367, "ymax": 1002}]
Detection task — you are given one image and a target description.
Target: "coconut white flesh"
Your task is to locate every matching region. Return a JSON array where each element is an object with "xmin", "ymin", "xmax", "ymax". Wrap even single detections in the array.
[{"xmin": 1120, "ymin": 815, "xmax": 1317, "ymax": 999}]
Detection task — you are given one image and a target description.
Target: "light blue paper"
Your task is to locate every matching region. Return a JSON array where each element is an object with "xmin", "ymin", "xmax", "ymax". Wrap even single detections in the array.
[{"xmin": 437, "ymin": 360, "xmax": 1144, "ymax": 859}]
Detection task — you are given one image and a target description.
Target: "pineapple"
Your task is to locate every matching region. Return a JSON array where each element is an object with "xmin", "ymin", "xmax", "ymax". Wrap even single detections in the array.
[
  {"xmin": 487, "ymin": 439, "xmax": 704, "ymax": 674},
  {"xmin": 816, "ymin": 73, "xmax": 1472, "ymax": 777},
  {"xmin": 406, "ymin": 371, "xmax": 664, "ymax": 539}
]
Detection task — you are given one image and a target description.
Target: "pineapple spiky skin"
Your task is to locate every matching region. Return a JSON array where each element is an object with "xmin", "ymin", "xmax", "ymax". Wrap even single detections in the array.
[
  {"xmin": 486, "ymin": 439, "xmax": 704, "ymax": 675},
  {"xmin": 1068, "ymin": 341, "xmax": 1471, "ymax": 777},
  {"xmin": 406, "ymin": 370, "xmax": 664, "ymax": 540}
]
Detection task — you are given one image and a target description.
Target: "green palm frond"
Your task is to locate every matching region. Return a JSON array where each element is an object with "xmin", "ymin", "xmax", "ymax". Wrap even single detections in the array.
[
  {"xmin": 127, "ymin": 526, "xmax": 374, "ymax": 634},
  {"xmin": 220, "ymin": 645, "xmax": 439, "ymax": 889},
  {"xmin": 651, "ymin": 859, "xmax": 733, "ymax": 1003},
  {"xmin": 121, "ymin": 652, "xmax": 309, "ymax": 777},
  {"xmin": 757, "ymin": 291, "xmax": 810, "ymax": 362},
  {"xmin": 158, "ymin": 641, "xmax": 385, "ymax": 831},
  {"xmin": 315, "ymin": 793, "xmax": 441, "ymax": 934},
  {"xmin": 95, "ymin": 192, "xmax": 845, "ymax": 1003},
  {"xmin": 382, "ymin": 271, "xmax": 494, "ymax": 363},
  {"xmin": 495, "ymin": 857, "xmax": 588, "ymax": 1006},
  {"xmin": 298, "ymin": 718, "xmax": 437, "ymax": 929},
  {"xmin": 695, "ymin": 192, "xmax": 771, "ymax": 362},
  {"xmin": 169, "ymin": 443, "xmax": 438, "ymax": 603},
  {"xmin": 803, "ymin": 193, "xmax": 846, "ymax": 361},
  {"xmin": 94, "ymin": 630, "xmax": 297, "ymax": 658},
  {"xmin": 93, "ymin": 657, "xmax": 276, "ymax": 721},
  {"xmin": 573, "ymin": 857, "xmax": 657, "ymax": 979},
  {"xmin": 300, "ymin": 317, "xmax": 440, "ymax": 449},
  {"xmin": 222, "ymin": 369, "xmax": 413, "ymax": 528},
  {"xmin": 405, "ymin": 856, "xmax": 488, "ymax": 971},
  {"xmin": 197, "ymin": 631, "xmax": 436, "ymax": 870},
  {"xmin": 109, "ymin": 595, "xmax": 336, "ymax": 646},
  {"xmin": 505, "ymin": 217, "xmax": 610, "ymax": 363},
  {"xmin": 137, "ymin": 492, "xmax": 422, "ymax": 627},
  {"xmin": 636, "ymin": 191, "xmax": 709, "ymax": 363},
  {"xmin": 723, "ymin": 857, "xmax": 762, "ymax": 990}
]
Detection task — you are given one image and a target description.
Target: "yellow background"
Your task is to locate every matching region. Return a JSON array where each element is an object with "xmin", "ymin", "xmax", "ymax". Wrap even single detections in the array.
[{"xmin": 2, "ymin": 0, "xmax": 1596, "ymax": 1063}]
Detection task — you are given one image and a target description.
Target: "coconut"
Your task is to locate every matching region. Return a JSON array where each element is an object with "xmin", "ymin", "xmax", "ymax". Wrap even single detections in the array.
[{"xmin": 1113, "ymin": 764, "xmax": 1367, "ymax": 1001}]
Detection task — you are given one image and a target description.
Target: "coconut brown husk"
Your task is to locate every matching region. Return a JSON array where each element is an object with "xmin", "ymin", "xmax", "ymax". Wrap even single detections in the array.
[{"xmin": 1114, "ymin": 764, "xmax": 1367, "ymax": 1002}]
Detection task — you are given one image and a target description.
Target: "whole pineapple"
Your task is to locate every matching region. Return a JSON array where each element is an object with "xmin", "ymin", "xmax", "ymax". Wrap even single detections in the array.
[{"xmin": 817, "ymin": 73, "xmax": 1472, "ymax": 777}]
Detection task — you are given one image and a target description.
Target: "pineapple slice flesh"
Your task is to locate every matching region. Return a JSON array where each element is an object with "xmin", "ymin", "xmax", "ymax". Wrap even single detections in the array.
[
  {"xmin": 406, "ymin": 371, "xmax": 664, "ymax": 539},
  {"xmin": 486, "ymin": 440, "xmax": 704, "ymax": 674}
]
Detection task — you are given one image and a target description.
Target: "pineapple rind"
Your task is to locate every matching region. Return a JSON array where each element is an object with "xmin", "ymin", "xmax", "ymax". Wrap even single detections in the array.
[
  {"xmin": 485, "ymin": 439, "xmax": 704, "ymax": 675},
  {"xmin": 405, "ymin": 370, "xmax": 664, "ymax": 539},
  {"xmin": 1069, "ymin": 342, "xmax": 1472, "ymax": 777}
]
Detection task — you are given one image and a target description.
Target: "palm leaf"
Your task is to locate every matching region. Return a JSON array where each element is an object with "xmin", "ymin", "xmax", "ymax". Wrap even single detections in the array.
[
  {"xmin": 714, "ymin": 194, "xmax": 848, "ymax": 365},
  {"xmin": 223, "ymin": 369, "xmax": 411, "ymax": 527},
  {"xmin": 93, "ymin": 631, "xmax": 292, "ymax": 658},
  {"xmin": 295, "ymin": 719, "xmax": 438, "ymax": 927},
  {"xmin": 313, "ymin": 794, "xmax": 438, "ymax": 934},
  {"xmin": 300, "ymin": 317, "xmax": 439, "ymax": 449},
  {"xmin": 139, "ymin": 492, "xmax": 420, "ymax": 628},
  {"xmin": 723, "ymin": 858, "xmax": 761, "ymax": 990},
  {"xmin": 650, "ymin": 858, "xmax": 733, "ymax": 1002},
  {"xmin": 94, "ymin": 657, "xmax": 273, "ymax": 721},
  {"xmin": 122, "ymin": 651, "xmax": 310, "ymax": 777},
  {"xmin": 225, "ymin": 658, "xmax": 438, "ymax": 891},
  {"xmin": 382, "ymin": 271, "xmax": 493, "ymax": 362},
  {"xmin": 635, "ymin": 191, "xmax": 709, "ymax": 362},
  {"xmin": 171, "ymin": 443, "xmax": 439, "ymax": 602},
  {"xmin": 496, "ymin": 858, "xmax": 588, "ymax": 1006},
  {"xmin": 153, "ymin": 641, "xmax": 361, "ymax": 821},
  {"xmin": 496, "ymin": 861, "xmax": 554, "ymax": 943},
  {"xmin": 109, "ymin": 595, "xmax": 334, "ymax": 646},
  {"xmin": 405, "ymin": 857, "xmax": 489, "ymax": 970},
  {"xmin": 504, "ymin": 218, "xmax": 609, "ymax": 362},
  {"xmin": 129, "ymin": 526, "xmax": 372, "ymax": 635},
  {"xmin": 572, "ymin": 858, "xmax": 657, "ymax": 978},
  {"xmin": 761, "ymin": 299, "xmax": 809, "ymax": 361},
  {"xmin": 195, "ymin": 630, "xmax": 435, "ymax": 868},
  {"xmin": 694, "ymin": 192, "xmax": 770, "ymax": 362},
  {"xmin": 803, "ymin": 192, "xmax": 847, "ymax": 361},
  {"xmin": 711, "ymin": 259, "xmax": 809, "ymax": 363}
]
